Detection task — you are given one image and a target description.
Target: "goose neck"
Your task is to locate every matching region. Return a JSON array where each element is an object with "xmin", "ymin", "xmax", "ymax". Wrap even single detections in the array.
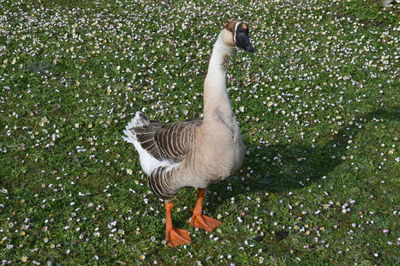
[
  {"xmin": 206, "ymin": 36, "xmax": 235, "ymax": 76},
  {"xmin": 203, "ymin": 34, "xmax": 235, "ymax": 123}
]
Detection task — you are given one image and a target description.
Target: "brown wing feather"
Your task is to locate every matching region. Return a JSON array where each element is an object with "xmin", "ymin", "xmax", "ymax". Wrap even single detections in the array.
[{"xmin": 131, "ymin": 118, "xmax": 202, "ymax": 163}]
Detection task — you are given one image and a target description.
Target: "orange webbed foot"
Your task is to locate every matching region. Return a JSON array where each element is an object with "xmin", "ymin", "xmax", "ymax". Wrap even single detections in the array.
[
  {"xmin": 190, "ymin": 214, "xmax": 221, "ymax": 232},
  {"xmin": 166, "ymin": 227, "xmax": 192, "ymax": 247}
]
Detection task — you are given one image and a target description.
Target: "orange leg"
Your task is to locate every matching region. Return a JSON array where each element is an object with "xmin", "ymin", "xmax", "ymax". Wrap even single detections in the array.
[
  {"xmin": 164, "ymin": 201, "xmax": 191, "ymax": 247},
  {"xmin": 190, "ymin": 188, "xmax": 221, "ymax": 232}
]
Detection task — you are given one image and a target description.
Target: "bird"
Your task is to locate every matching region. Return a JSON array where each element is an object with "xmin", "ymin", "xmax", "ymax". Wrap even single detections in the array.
[{"xmin": 123, "ymin": 20, "xmax": 254, "ymax": 247}]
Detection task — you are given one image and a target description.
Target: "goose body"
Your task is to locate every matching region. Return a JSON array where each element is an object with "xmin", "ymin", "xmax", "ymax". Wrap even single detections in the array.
[
  {"xmin": 123, "ymin": 21, "xmax": 253, "ymax": 247},
  {"xmin": 124, "ymin": 111, "xmax": 243, "ymax": 198}
]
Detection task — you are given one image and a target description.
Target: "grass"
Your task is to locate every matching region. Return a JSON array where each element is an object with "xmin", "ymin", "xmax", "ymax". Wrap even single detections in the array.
[{"xmin": 1, "ymin": 0, "xmax": 399, "ymax": 264}]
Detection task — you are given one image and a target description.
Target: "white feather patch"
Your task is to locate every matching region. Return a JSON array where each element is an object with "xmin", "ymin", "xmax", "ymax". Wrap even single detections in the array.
[
  {"xmin": 233, "ymin": 21, "xmax": 240, "ymax": 43},
  {"xmin": 122, "ymin": 114, "xmax": 172, "ymax": 175}
]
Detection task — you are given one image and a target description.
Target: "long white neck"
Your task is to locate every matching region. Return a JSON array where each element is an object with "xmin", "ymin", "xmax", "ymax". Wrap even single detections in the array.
[{"xmin": 203, "ymin": 32, "xmax": 235, "ymax": 123}]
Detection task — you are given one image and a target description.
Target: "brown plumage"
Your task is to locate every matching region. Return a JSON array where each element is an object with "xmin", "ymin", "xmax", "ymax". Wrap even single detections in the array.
[{"xmin": 136, "ymin": 117, "xmax": 201, "ymax": 163}]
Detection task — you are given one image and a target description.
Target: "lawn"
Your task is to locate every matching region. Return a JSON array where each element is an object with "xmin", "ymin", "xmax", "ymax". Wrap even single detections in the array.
[{"xmin": 1, "ymin": 0, "xmax": 399, "ymax": 264}]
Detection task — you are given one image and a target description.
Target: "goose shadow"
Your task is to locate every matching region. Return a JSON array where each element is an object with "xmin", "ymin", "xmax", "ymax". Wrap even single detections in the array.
[{"xmin": 206, "ymin": 107, "xmax": 400, "ymax": 209}]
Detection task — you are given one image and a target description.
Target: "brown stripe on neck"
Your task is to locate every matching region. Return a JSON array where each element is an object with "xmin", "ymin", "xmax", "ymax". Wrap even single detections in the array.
[{"xmin": 221, "ymin": 53, "xmax": 232, "ymax": 70}]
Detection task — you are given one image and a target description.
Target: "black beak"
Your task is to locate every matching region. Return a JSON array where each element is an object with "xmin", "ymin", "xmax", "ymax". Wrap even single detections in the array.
[
  {"xmin": 235, "ymin": 29, "xmax": 255, "ymax": 53},
  {"xmin": 244, "ymin": 43, "xmax": 255, "ymax": 53}
]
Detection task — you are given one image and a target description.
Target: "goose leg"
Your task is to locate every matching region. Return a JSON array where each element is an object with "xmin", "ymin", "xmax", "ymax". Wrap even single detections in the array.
[
  {"xmin": 190, "ymin": 188, "xmax": 221, "ymax": 232},
  {"xmin": 164, "ymin": 201, "xmax": 191, "ymax": 247}
]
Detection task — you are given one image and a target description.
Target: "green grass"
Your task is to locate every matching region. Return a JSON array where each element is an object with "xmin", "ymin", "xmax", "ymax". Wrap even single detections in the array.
[{"xmin": 1, "ymin": 0, "xmax": 399, "ymax": 264}]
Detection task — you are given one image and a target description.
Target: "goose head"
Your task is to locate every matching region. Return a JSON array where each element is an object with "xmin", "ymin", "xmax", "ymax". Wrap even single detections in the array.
[{"xmin": 222, "ymin": 21, "xmax": 254, "ymax": 53}]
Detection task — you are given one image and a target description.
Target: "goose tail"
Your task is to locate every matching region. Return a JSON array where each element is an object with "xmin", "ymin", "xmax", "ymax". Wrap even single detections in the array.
[{"xmin": 122, "ymin": 111, "xmax": 150, "ymax": 143}]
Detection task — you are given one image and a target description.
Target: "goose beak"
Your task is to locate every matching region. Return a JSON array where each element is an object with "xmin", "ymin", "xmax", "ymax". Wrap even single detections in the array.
[
  {"xmin": 236, "ymin": 33, "xmax": 254, "ymax": 53},
  {"xmin": 245, "ymin": 43, "xmax": 255, "ymax": 53},
  {"xmin": 235, "ymin": 23, "xmax": 255, "ymax": 53}
]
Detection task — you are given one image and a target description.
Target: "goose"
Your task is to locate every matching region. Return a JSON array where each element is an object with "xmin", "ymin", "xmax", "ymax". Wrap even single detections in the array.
[{"xmin": 123, "ymin": 20, "xmax": 254, "ymax": 247}]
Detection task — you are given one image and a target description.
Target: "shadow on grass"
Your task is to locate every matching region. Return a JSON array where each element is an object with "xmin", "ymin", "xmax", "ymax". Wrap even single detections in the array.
[{"xmin": 207, "ymin": 107, "xmax": 400, "ymax": 208}]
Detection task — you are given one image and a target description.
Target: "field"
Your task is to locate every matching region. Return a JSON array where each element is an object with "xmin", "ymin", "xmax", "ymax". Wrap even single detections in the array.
[{"xmin": 1, "ymin": 0, "xmax": 399, "ymax": 264}]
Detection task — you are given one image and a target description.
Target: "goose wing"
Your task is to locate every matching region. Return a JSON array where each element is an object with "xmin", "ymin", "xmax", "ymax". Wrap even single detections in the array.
[{"xmin": 129, "ymin": 114, "xmax": 202, "ymax": 163}]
